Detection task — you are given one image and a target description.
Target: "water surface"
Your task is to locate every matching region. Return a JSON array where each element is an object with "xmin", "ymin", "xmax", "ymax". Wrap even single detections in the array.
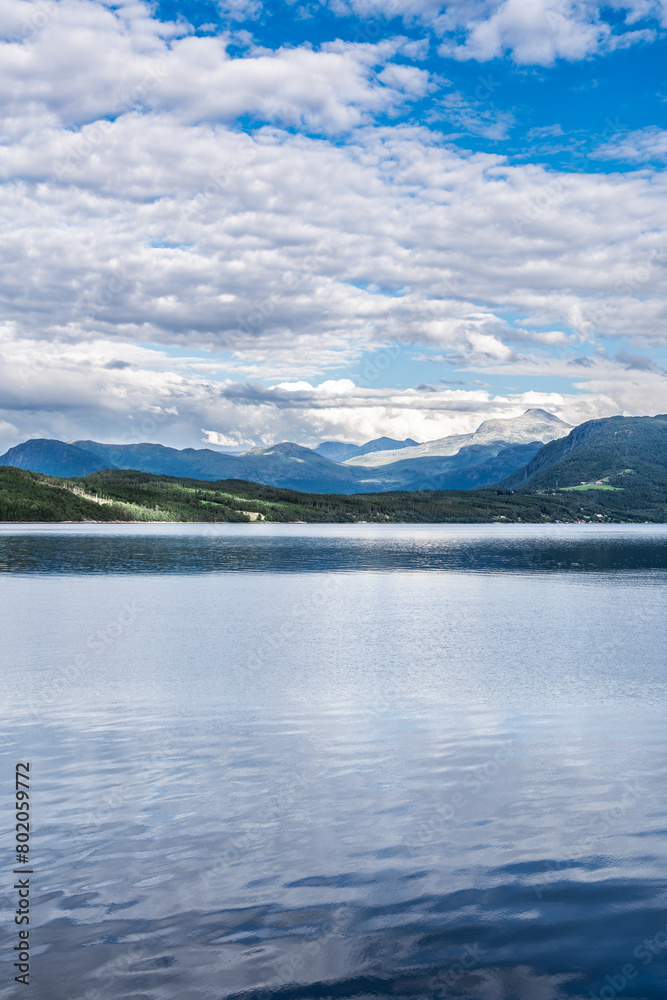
[{"xmin": 0, "ymin": 524, "xmax": 665, "ymax": 1000}]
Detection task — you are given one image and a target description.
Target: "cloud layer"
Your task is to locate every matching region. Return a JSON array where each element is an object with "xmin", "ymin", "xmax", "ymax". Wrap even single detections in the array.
[{"xmin": 0, "ymin": 0, "xmax": 665, "ymax": 450}]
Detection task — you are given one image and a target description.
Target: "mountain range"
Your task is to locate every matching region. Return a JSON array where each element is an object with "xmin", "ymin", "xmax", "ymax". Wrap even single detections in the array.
[
  {"xmin": 0, "ymin": 408, "xmax": 572, "ymax": 494},
  {"xmin": 1, "ymin": 413, "xmax": 666, "ymax": 522}
]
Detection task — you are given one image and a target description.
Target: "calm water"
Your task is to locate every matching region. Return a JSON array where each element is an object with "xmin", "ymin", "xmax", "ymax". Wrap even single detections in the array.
[{"xmin": 0, "ymin": 524, "xmax": 666, "ymax": 1000}]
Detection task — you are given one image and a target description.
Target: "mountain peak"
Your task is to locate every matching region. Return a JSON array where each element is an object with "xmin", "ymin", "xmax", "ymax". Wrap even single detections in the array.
[
  {"xmin": 0, "ymin": 438, "xmax": 113, "ymax": 478},
  {"xmin": 472, "ymin": 409, "xmax": 572, "ymax": 446},
  {"xmin": 240, "ymin": 442, "xmax": 313, "ymax": 458},
  {"xmin": 522, "ymin": 407, "xmax": 570, "ymax": 421},
  {"xmin": 315, "ymin": 436, "xmax": 420, "ymax": 462}
]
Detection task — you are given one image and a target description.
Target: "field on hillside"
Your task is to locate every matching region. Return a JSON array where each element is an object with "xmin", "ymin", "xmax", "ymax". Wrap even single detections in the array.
[{"xmin": 560, "ymin": 484, "xmax": 623, "ymax": 492}]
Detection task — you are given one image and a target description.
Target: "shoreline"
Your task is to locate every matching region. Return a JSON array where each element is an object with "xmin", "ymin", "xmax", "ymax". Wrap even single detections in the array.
[{"xmin": 0, "ymin": 518, "xmax": 656, "ymax": 526}]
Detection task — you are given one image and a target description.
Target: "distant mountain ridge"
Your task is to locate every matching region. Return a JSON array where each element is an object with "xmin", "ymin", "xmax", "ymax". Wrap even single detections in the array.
[
  {"xmin": 343, "ymin": 409, "xmax": 571, "ymax": 467},
  {"xmin": 315, "ymin": 437, "xmax": 419, "ymax": 462},
  {"xmin": 0, "ymin": 409, "xmax": 576, "ymax": 493},
  {"xmin": 0, "ymin": 438, "xmax": 110, "ymax": 478}
]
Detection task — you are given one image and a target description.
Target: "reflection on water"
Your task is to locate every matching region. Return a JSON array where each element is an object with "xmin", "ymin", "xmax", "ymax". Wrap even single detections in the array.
[
  {"xmin": 1, "ymin": 522, "xmax": 667, "ymax": 574},
  {"xmin": 3, "ymin": 707, "xmax": 666, "ymax": 1000},
  {"xmin": 0, "ymin": 525, "xmax": 665, "ymax": 1000}
]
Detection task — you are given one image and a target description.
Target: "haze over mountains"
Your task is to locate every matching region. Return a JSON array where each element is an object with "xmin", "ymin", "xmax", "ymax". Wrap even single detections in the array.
[
  {"xmin": 0, "ymin": 409, "xmax": 572, "ymax": 494},
  {"xmin": 342, "ymin": 410, "xmax": 571, "ymax": 468},
  {"xmin": 314, "ymin": 437, "xmax": 419, "ymax": 463}
]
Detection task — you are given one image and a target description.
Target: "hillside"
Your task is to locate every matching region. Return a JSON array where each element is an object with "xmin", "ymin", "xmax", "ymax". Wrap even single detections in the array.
[
  {"xmin": 500, "ymin": 414, "xmax": 667, "ymax": 514},
  {"xmin": 0, "ymin": 465, "xmax": 665, "ymax": 523},
  {"xmin": 0, "ymin": 467, "xmax": 132, "ymax": 522},
  {"xmin": 0, "ymin": 433, "xmax": 541, "ymax": 494},
  {"xmin": 74, "ymin": 418, "xmax": 567, "ymax": 492}
]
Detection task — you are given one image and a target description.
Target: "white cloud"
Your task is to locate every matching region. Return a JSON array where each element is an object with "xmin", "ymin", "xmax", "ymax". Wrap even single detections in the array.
[
  {"xmin": 274, "ymin": 378, "xmax": 357, "ymax": 393},
  {"xmin": 331, "ymin": 0, "xmax": 664, "ymax": 63},
  {"xmin": 445, "ymin": 1, "xmax": 656, "ymax": 64},
  {"xmin": 526, "ymin": 124, "xmax": 564, "ymax": 139},
  {"xmin": 467, "ymin": 332, "xmax": 516, "ymax": 360},
  {"xmin": 3, "ymin": 110, "xmax": 667, "ymax": 364},
  {"xmin": 217, "ymin": 0, "xmax": 263, "ymax": 21},
  {"xmin": 0, "ymin": 326, "xmax": 664, "ymax": 453},
  {"xmin": 1, "ymin": 108, "xmax": 667, "ymax": 432},
  {"xmin": 0, "ymin": 3, "xmax": 429, "ymax": 133},
  {"xmin": 593, "ymin": 126, "xmax": 667, "ymax": 163}
]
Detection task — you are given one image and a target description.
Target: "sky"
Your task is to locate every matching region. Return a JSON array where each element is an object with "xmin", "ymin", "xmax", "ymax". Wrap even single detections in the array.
[{"xmin": 0, "ymin": 0, "xmax": 666, "ymax": 452}]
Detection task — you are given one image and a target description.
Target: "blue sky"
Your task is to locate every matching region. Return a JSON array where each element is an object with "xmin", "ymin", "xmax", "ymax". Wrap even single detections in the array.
[
  {"xmin": 0, "ymin": 0, "xmax": 665, "ymax": 450},
  {"xmin": 158, "ymin": 0, "xmax": 667, "ymax": 170}
]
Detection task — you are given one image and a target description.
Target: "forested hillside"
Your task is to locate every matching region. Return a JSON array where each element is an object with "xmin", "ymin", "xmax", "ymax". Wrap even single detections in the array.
[{"xmin": 1, "ymin": 466, "xmax": 665, "ymax": 523}]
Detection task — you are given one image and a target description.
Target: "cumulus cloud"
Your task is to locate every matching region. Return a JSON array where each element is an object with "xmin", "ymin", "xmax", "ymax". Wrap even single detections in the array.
[
  {"xmin": 0, "ymin": 3, "xmax": 429, "ymax": 133},
  {"xmin": 0, "ymin": 325, "xmax": 664, "ymax": 453},
  {"xmin": 2, "ymin": 111, "xmax": 667, "ymax": 365},
  {"xmin": 440, "ymin": 0, "xmax": 611, "ymax": 64},
  {"xmin": 329, "ymin": 0, "xmax": 664, "ymax": 64}
]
